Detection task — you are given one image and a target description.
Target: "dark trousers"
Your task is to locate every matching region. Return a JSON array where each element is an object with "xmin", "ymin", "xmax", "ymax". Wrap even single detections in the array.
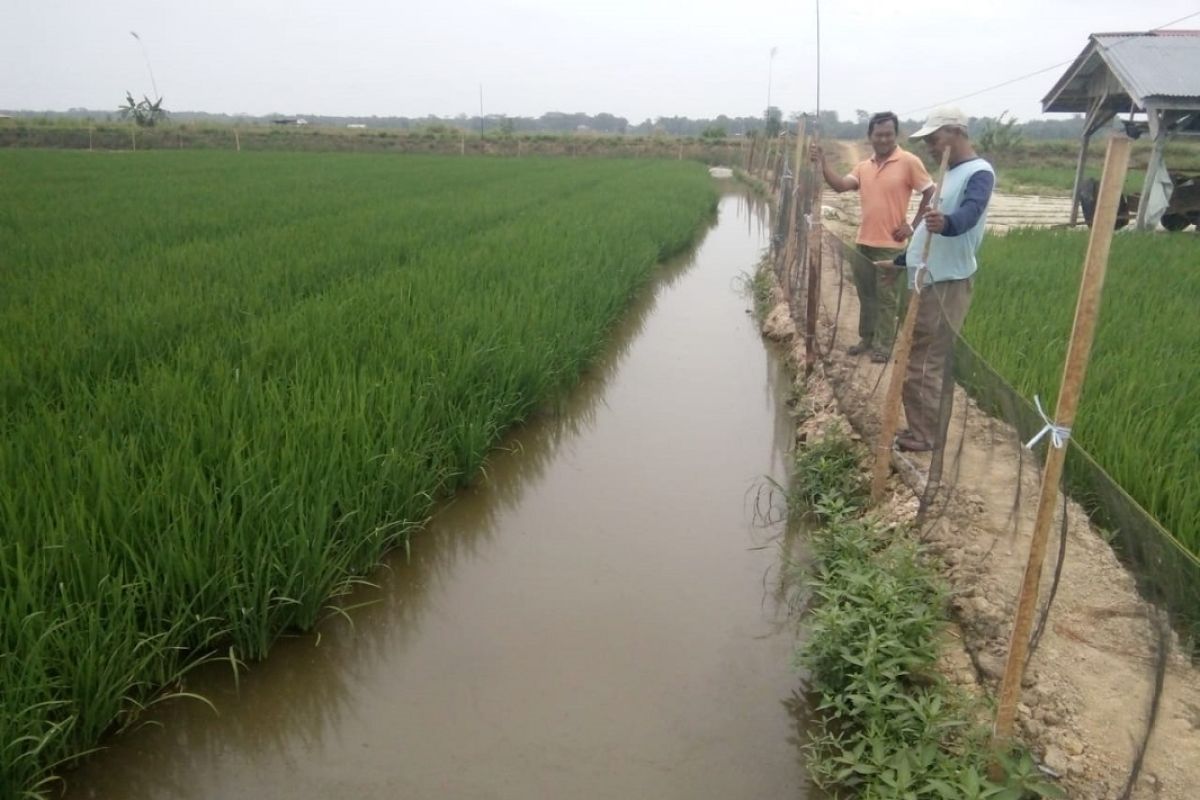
[{"xmin": 853, "ymin": 244, "xmax": 906, "ymax": 349}]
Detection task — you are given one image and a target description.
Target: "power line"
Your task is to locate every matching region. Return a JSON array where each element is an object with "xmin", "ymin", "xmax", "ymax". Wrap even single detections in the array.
[
  {"xmin": 1151, "ymin": 9, "xmax": 1200, "ymax": 29},
  {"xmin": 899, "ymin": 61, "xmax": 1071, "ymax": 116},
  {"xmin": 899, "ymin": 9, "xmax": 1200, "ymax": 117}
]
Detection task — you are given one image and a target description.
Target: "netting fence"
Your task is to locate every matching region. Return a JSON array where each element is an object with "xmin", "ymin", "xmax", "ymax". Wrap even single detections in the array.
[{"xmin": 749, "ymin": 120, "xmax": 1199, "ymax": 798}]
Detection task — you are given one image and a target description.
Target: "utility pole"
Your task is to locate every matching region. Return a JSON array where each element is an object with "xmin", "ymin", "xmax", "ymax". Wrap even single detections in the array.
[{"xmin": 766, "ymin": 46, "xmax": 777, "ymax": 131}]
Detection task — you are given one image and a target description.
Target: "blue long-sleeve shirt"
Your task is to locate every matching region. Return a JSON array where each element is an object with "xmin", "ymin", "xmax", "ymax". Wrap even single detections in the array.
[
  {"xmin": 940, "ymin": 162, "xmax": 995, "ymax": 237},
  {"xmin": 893, "ymin": 160, "xmax": 995, "ymax": 268}
]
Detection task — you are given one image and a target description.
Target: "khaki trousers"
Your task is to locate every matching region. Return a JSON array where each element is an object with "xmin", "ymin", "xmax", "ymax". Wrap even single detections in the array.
[{"xmin": 903, "ymin": 278, "xmax": 972, "ymax": 447}]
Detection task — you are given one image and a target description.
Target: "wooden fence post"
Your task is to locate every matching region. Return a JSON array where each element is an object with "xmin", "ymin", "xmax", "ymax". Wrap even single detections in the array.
[
  {"xmin": 804, "ymin": 127, "xmax": 825, "ymax": 375},
  {"xmin": 990, "ymin": 134, "xmax": 1131, "ymax": 758}
]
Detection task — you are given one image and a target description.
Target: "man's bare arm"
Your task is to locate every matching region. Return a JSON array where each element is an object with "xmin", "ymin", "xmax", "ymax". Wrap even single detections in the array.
[{"xmin": 809, "ymin": 144, "xmax": 859, "ymax": 193}]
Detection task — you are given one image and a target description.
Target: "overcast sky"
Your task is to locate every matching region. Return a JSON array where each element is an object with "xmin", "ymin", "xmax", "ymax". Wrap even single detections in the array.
[{"xmin": 3, "ymin": 1, "xmax": 1198, "ymax": 123}]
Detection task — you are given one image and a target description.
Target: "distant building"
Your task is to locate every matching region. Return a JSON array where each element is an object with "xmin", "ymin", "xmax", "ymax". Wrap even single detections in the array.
[{"xmin": 347, "ymin": 123, "xmax": 366, "ymax": 129}]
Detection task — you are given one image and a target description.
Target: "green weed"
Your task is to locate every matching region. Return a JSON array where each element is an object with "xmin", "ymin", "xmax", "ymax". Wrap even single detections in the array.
[{"xmin": 791, "ymin": 430, "xmax": 1063, "ymax": 799}]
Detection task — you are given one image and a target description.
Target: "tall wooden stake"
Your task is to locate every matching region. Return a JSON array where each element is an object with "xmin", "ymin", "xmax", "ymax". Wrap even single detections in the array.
[
  {"xmin": 803, "ymin": 127, "xmax": 824, "ymax": 375},
  {"xmin": 869, "ymin": 147, "xmax": 952, "ymax": 502},
  {"xmin": 781, "ymin": 117, "xmax": 808, "ymax": 299},
  {"xmin": 991, "ymin": 134, "xmax": 1131, "ymax": 756}
]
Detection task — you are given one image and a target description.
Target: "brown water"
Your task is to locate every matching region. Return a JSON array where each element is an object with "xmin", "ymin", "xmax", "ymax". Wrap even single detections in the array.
[{"xmin": 63, "ymin": 191, "xmax": 811, "ymax": 800}]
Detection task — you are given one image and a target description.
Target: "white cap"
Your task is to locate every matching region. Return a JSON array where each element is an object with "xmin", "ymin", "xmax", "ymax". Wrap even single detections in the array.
[{"xmin": 910, "ymin": 106, "xmax": 969, "ymax": 139}]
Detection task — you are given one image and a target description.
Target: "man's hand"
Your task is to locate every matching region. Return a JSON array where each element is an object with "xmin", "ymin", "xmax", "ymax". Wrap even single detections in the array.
[
  {"xmin": 809, "ymin": 143, "xmax": 824, "ymax": 163},
  {"xmin": 891, "ymin": 221, "xmax": 913, "ymax": 241},
  {"xmin": 924, "ymin": 209, "xmax": 946, "ymax": 234}
]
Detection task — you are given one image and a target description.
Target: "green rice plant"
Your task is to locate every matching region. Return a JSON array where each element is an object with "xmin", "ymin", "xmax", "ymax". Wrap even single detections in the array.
[
  {"xmin": 966, "ymin": 229, "xmax": 1200, "ymax": 554},
  {"xmin": 0, "ymin": 150, "xmax": 717, "ymax": 797}
]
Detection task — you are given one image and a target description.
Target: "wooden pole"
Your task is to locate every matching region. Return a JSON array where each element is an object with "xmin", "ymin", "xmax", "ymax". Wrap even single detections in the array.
[
  {"xmin": 991, "ymin": 133, "xmax": 1131, "ymax": 755},
  {"xmin": 803, "ymin": 126, "xmax": 825, "ymax": 375},
  {"xmin": 780, "ymin": 117, "xmax": 808, "ymax": 296},
  {"xmin": 1135, "ymin": 108, "xmax": 1167, "ymax": 231},
  {"xmin": 869, "ymin": 147, "xmax": 952, "ymax": 502}
]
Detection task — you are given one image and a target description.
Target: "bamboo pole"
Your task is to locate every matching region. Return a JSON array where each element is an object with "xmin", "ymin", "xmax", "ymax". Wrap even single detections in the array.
[
  {"xmin": 781, "ymin": 117, "xmax": 808, "ymax": 297},
  {"xmin": 803, "ymin": 126, "xmax": 825, "ymax": 375},
  {"xmin": 991, "ymin": 133, "xmax": 1131, "ymax": 754},
  {"xmin": 869, "ymin": 147, "xmax": 952, "ymax": 502}
]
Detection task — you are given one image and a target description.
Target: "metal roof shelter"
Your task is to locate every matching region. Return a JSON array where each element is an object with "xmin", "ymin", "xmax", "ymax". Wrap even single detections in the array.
[{"xmin": 1043, "ymin": 30, "xmax": 1200, "ymax": 229}]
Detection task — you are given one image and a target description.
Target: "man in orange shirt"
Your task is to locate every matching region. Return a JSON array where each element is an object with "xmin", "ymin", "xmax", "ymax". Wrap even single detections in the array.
[{"xmin": 811, "ymin": 112, "xmax": 934, "ymax": 362}]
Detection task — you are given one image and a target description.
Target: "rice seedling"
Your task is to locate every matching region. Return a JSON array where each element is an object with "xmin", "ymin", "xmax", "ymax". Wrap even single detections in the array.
[{"xmin": 966, "ymin": 228, "xmax": 1199, "ymax": 554}]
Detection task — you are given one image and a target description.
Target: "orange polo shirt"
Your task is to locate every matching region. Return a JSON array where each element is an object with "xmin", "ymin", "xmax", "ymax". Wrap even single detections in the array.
[{"xmin": 850, "ymin": 148, "xmax": 933, "ymax": 248}]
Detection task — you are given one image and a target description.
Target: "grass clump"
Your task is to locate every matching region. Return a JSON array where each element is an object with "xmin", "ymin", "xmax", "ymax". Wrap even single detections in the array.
[{"xmin": 791, "ymin": 429, "xmax": 1062, "ymax": 799}]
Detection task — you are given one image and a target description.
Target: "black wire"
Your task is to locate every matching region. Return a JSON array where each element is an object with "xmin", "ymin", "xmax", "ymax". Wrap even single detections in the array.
[
  {"xmin": 900, "ymin": 10, "xmax": 1200, "ymax": 116},
  {"xmin": 1119, "ymin": 610, "xmax": 1170, "ymax": 800}
]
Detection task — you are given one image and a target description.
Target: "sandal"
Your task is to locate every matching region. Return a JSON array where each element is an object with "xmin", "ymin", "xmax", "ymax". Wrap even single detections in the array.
[{"xmin": 895, "ymin": 434, "xmax": 934, "ymax": 453}]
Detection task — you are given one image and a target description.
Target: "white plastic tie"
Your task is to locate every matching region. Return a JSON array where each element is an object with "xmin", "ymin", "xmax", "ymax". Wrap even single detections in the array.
[
  {"xmin": 1025, "ymin": 394, "xmax": 1071, "ymax": 450},
  {"xmin": 911, "ymin": 263, "xmax": 928, "ymax": 293}
]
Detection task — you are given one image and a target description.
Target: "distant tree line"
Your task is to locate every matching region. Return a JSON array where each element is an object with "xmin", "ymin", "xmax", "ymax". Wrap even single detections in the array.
[{"xmin": 3, "ymin": 107, "xmax": 1086, "ymax": 140}]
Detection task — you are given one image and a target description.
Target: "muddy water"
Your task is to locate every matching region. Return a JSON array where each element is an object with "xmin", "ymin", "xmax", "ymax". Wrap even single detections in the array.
[{"xmin": 63, "ymin": 192, "xmax": 811, "ymax": 800}]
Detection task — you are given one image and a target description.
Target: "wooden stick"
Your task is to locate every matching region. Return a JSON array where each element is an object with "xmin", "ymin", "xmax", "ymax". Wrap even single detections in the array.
[
  {"xmin": 991, "ymin": 133, "xmax": 1131, "ymax": 755},
  {"xmin": 869, "ymin": 146, "xmax": 952, "ymax": 503},
  {"xmin": 804, "ymin": 127, "xmax": 825, "ymax": 375},
  {"xmin": 781, "ymin": 117, "xmax": 808, "ymax": 298}
]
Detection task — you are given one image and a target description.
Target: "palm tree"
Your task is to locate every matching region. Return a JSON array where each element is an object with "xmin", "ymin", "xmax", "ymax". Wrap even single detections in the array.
[{"xmin": 118, "ymin": 92, "xmax": 168, "ymax": 128}]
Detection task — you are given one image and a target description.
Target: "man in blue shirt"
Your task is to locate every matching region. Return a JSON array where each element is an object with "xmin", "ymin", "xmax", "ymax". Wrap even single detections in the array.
[{"xmin": 887, "ymin": 107, "xmax": 995, "ymax": 452}]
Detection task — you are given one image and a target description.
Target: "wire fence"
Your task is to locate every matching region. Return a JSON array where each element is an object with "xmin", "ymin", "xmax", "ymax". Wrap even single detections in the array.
[{"xmin": 753, "ymin": 120, "xmax": 1199, "ymax": 798}]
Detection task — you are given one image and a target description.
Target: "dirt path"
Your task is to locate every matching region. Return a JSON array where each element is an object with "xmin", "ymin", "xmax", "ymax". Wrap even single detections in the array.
[
  {"xmin": 761, "ymin": 228, "xmax": 1200, "ymax": 799},
  {"xmin": 824, "ymin": 141, "xmax": 1073, "ymax": 233}
]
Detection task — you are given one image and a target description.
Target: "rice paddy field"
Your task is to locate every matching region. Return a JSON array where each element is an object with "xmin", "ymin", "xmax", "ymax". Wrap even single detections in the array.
[
  {"xmin": 966, "ymin": 229, "xmax": 1199, "ymax": 555},
  {"xmin": 0, "ymin": 150, "xmax": 717, "ymax": 798}
]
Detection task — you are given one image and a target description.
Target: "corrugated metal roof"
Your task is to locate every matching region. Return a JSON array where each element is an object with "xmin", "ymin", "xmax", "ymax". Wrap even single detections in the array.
[
  {"xmin": 1043, "ymin": 31, "xmax": 1200, "ymax": 112},
  {"xmin": 1095, "ymin": 32, "xmax": 1200, "ymax": 102}
]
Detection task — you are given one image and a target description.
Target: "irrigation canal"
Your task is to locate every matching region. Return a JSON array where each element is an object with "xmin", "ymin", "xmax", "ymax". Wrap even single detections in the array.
[{"xmin": 64, "ymin": 190, "xmax": 812, "ymax": 799}]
